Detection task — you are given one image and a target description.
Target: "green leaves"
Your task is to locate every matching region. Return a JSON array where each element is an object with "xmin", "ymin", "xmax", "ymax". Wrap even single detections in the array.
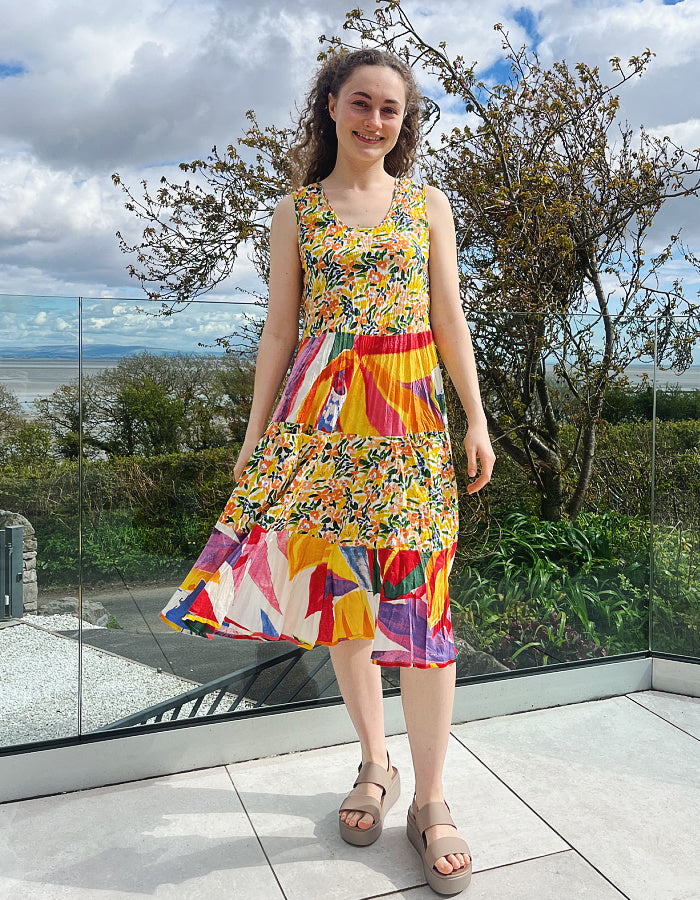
[
  {"xmin": 450, "ymin": 509, "xmax": 652, "ymax": 667},
  {"xmin": 112, "ymin": 1, "xmax": 700, "ymax": 522}
]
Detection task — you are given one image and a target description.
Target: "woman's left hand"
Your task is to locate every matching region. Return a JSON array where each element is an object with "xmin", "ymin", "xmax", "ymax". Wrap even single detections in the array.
[{"xmin": 463, "ymin": 419, "xmax": 496, "ymax": 494}]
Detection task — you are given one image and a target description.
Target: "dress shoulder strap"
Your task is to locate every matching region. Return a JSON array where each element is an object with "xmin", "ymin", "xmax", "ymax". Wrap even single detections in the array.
[
  {"xmin": 293, "ymin": 183, "xmax": 334, "ymax": 238},
  {"xmin": 393, "ymin": 178, "xmax": 429, "ymax": 230}
]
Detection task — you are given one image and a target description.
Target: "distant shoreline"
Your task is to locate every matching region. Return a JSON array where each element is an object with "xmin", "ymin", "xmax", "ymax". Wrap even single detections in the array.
[
  {"xmin": 0, "ymin": 358, "xmax": 697, "ymax": 412},
  {"xmin": 0, "ymin": 346, "xmax": 231, "ymax": 362}
]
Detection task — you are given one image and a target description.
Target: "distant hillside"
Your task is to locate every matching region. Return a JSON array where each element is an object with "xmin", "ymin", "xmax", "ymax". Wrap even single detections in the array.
[{"xmin": 0, "ymin": 344, "xmax": 231, "ymax": 361}]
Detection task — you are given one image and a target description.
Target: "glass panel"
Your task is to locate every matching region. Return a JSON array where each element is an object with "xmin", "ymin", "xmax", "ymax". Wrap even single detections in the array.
[
  {"xmin": 8, "ymin": 293, "xmax": 689, "ymax": 745},
  {"xmin": 451, "ymin": 313, "xmax": 650, "ymax": 677},
  {"xmin": 79, "ymin": 297, "xmax": 368, "ymax": 737},
  {"xmin": 0, "ymin": 294, "xmax": 80, "ymax": 747},
  {"xmin": 650, "ymin": 317, "xmax": 700, "ymax": 657}
]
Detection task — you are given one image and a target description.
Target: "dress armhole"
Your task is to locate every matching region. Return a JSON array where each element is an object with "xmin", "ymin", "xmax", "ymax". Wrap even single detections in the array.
[
  {"xmin": 419, "ymin": 181, "xmax": 429, "ymax": 229},
  {"xmin": 419, "ymin": 182, "xmax": 431, "ymax": 278},
  {"xmin": 291, "ymin": 187, "xmax": 306, "ymax": 273}
]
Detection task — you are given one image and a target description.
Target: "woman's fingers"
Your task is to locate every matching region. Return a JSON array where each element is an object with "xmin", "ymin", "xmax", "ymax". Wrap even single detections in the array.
[
  {"xmin": 463, "ymin": 434, "xmax": 496, "ymax": 494},
  {"xmin": 467, "ymin": 469, "xmax": 490, "ymax": 493},
  {"xmin": 233, "ymin": 454, "xmax": 251, "ymax": 483},
  {"xmin": 467, "ymin": 442, "xmax": 478, "ymax": 478}
]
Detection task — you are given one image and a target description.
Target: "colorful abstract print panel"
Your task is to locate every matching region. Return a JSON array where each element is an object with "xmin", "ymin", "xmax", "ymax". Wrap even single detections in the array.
[{"xmin": 160, "ymin": 179, "xmax": 459, "ymax": 668}]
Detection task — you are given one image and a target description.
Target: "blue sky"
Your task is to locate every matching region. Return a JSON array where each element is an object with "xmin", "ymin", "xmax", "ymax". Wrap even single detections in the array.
[
  {"xmin": 0, "ymin": 294, "xmax": 256, "ymax": 358},
  {"xmin": 0, "ymin": 63, "xmax": 26, "ymax": 78},
  {"xmin": 0, "ymin": 0, "xmax": 698, "ymax": 357}
]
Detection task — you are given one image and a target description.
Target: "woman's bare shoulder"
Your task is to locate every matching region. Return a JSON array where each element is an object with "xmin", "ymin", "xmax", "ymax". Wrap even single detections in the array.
[
  {"xmin": 425, "ymin": 184, "xmax": 452, "ymax": 214},
  {"xmin": 273, "ymin": 192, "xmax": 296, "ymax": 219},
  {"xmin": 270, "ymin": 193, "xmax": 297, "ymax": 240},
  {"xmin": 424, "ymin": 184, "xmax": 455, "ymax": 234}
]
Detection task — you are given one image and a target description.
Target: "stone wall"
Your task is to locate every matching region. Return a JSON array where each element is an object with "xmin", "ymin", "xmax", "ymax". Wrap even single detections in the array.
[{"xmin": 0, "ymin": 510, "xmax": 38, "ymax": 615}]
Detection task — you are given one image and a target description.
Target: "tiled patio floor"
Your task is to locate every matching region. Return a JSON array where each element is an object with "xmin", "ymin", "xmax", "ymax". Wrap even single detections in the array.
[{"xmin": 0, "ymin": 689, "xmax": 699, "ymax": 899}]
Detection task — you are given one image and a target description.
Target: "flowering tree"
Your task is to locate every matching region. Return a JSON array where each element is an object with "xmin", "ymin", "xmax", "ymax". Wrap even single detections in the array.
[{"xmin": 114, "ymin": 0, "xmax": 700, "ymax": 520}]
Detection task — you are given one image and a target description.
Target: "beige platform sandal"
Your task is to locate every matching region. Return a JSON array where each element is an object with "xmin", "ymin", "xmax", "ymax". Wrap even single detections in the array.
[
  {"xmin": 407, "ymin": 798, "xmax": 472, "ymax": 895},
  {"xmin": 338, "ymin": 754, "xmax": 400, "ymax": 846}
]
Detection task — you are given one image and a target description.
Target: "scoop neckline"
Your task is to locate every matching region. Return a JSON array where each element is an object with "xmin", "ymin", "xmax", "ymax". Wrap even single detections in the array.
[{"xmin": 318, "ymin": 178, "xmax": 401, "ymax": 230}]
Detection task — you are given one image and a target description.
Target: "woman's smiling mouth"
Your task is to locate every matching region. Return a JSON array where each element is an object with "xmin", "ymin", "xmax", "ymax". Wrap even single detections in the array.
[{"xmin": 354, "ymin": 131, "xmax": 383, "ymax": 143}]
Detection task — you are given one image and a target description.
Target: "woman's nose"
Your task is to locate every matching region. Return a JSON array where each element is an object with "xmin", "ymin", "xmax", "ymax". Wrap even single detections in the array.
[{"xmin": 364, "ymin": 107, "xmax": 381, "ymax": 128}]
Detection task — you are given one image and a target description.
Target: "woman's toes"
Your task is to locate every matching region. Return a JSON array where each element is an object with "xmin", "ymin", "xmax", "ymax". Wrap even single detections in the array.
[
  {"xmin": 434, "ymin": 852, "xmax": 470, "ymax": 874},
  {"xmin": 435, "ymin": 856, "xmax": 453, "ymax": 875},
  {"xmin": 341, "ymin": 810, "xmax": 371, "ymax": 829}
]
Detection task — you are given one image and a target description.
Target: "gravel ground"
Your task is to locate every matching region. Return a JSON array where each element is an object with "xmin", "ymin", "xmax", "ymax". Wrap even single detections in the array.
[
  {"xmin": 0, "ymin": 617, "xmax": 251, "ymax": 748},
  {"xmin": 21, "ymin": 613, "xmax": 103, "ymax": 631}
]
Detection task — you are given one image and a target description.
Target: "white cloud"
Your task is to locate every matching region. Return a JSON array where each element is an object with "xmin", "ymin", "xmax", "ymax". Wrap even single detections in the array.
[
  {"xmin": 0, "ymin": 0, "xmax": 698, "ymax": 340},
  {"xmin": 0, "ymin": 151, "xmax": 113, "ymax": 242},
  {"xmin": 534, "ymin": 0, "xmax": 700, "ymax": 132},
  {"xmin": 648, "ymin": 117, "xmax": 700, "ymax": 150}
]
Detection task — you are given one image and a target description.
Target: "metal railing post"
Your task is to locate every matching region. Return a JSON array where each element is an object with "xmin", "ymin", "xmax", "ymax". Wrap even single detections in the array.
[{"xmin": 1, "ymin": 525, "xmax": 24, "ymax": 619}]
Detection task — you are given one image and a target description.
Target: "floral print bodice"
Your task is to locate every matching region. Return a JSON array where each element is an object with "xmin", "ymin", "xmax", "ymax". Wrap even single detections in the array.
[{"xmin": 295, "ymin": 178, "xmax": 431, "ymax": 338}]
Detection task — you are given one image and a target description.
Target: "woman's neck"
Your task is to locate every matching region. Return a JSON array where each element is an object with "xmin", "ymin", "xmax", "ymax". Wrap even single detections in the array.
[{"xmin": 323, "ymin": 156, "xmax": 394, "ymax": 193}]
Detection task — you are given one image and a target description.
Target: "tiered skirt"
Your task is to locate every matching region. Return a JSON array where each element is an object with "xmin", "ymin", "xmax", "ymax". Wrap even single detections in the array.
[{"xmin": 159, "ymin": 329, "xmax": 459, "ymax": 667}]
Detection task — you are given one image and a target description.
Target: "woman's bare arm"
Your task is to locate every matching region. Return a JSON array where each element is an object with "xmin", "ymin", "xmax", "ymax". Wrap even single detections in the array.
[
  {"xmin": 426, "ymin": 184, "xmax": 495, "ymax": 493},
  {"xmin": 234, "ymin": 194, "xmax": 303, "ymax": 479}
]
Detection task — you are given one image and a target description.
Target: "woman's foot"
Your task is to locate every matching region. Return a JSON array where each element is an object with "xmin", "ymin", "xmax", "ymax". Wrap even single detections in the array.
[
  {"xmin": 424, "ymin": 821, "xmax": 470, "ymax": 874},
  {"xmin": 411, "ymin": 797, "xmax": 471, "ymax": 875},
  {"xmin": 339, "ymin": 752, "xmax": 397, "ymax": 832},
  {"xmin": 339, "ymin": 753, "xmax": 401, "ymax": 846}
]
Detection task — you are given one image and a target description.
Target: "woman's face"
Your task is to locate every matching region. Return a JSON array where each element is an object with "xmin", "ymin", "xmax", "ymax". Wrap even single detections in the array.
[{"xmin": 328, "ymin": 65, "xmax": 406, "ymax": 163}]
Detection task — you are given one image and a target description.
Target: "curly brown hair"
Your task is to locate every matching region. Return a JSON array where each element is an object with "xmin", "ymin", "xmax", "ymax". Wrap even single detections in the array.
[{"xmin": 289, "ymin": 49, "xmax": 421, "ymax": 187}]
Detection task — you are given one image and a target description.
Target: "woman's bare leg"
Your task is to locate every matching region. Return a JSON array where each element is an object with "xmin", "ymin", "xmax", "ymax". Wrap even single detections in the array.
[
  {"xmin": 400, "ymin": 662, "xmax": 470, "ymax": 875},
  {"xmin": 329, "ymin": 638, "xmax": 391, "ymax": 830}
]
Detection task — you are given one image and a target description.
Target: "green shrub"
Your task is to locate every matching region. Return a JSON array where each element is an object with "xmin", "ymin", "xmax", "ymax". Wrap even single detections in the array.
[
  {"xmin": 451, "ymin": 510, "xmax": 651, "ymax": 667},
  {"xmin": 650, "ymin": 524, "xmax": 700, "ymax": 656},
  {"xmin": 453, "ymin": 508, "xmax": 700, "ymax": 666},
  {"xmin": 35, "ymin": 509, "xmax": 200, "ymax": 588}
]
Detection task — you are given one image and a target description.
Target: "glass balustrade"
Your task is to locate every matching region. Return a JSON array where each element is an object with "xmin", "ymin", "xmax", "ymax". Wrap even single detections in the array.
[
  {"xmin": 449, "ymin": 313, "xmax": 654, "ymax": 675},
  {"xmin": 0, "ymin": 293, "xmax": 80, "ymax": 747},
  {"xmin": 0, "ymin": 292, "xmax": 697, "ymax": 752},
  {"xmin": 649, "ymin": 321, "xmax": 700, "ymax": 659}
]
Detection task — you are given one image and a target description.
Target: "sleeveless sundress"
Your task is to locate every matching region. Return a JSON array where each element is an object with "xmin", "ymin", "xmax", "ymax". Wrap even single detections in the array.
[{"xmin": 159, "ymin": 178, "xmax": 459, "ymax": 667}]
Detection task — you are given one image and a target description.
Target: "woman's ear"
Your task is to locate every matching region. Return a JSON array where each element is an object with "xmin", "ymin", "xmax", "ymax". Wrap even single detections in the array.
[{"xmin": 328, "ymin": 92, "xmax": 337, "ymax": 122}]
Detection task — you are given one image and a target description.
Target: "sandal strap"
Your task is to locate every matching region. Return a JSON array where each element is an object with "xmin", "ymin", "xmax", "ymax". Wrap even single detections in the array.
[
  {"xmin": 340, "ymin": 757, "xmax": 395, "ymax": 826},
  {"xmin": 415, "ymin": 800, "xmax": 456, "ymax": 834},
  {"xmin": 353, "ymin": 760, "xmax": 393, "ymax": 794},
  {"xmin": 338, "ymin": 794, "xmax": 381, "ymax": 823},
  {"xmin": 424, "ymin": 835, "xmax": 472, "ymax": 872}
]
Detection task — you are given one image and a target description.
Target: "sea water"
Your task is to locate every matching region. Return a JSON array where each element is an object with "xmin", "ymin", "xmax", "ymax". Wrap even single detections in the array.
[{"xmin": 0, "ymin": 360, "xmax": 119, "ymax": 414}]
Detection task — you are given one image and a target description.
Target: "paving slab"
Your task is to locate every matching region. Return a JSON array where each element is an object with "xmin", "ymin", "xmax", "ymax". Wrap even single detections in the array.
[
  {"xmin": 629, "ymin": 689, "xmax": 700, "ymax": 739},
  {"xmin": 453, "ymin": 696, "xmax": 700, "ymax": 900},
  {"xmin": 0, "ymin": 767, "xmax": 283, "ymax": 899},
  {"xmin": 227, "ymin": 732, "xmax": 566, "ymax": 900},
  {"xmin": 374, "ymin": 848, "xmax": 625, "ymax": 899}
]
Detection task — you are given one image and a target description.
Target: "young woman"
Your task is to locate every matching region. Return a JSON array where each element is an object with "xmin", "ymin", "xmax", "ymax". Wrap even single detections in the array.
[{"xmin": 161, "ymin": 48, "xmax": 495, "ymax": 896}]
